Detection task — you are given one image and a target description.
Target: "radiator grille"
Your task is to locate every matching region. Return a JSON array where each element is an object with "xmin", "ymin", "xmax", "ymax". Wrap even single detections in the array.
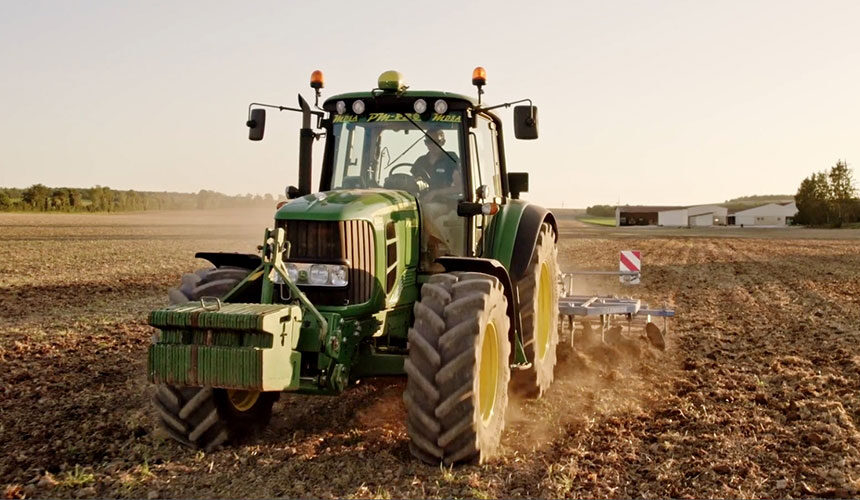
[{"xmin": 279, "ymin": 219, "xmax": 375, "ymax": 305}]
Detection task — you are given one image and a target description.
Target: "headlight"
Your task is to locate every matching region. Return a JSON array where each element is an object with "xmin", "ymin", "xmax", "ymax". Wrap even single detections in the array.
[
  {"xmin": 281, "ymin": 262, "xmax": 349, "ymax": 287},
  {"xmin": 287, "ymin": 263, "xmax": 299, "ymax": 283},
  {"xmin": 413, "ymin": 99, "xmax": 427, "ymax": 114},
  {"xmin": 352, "ymin": 100, "xmax": 365, "ymax": 114},
  {"xmin": 336, "ymin": 100, "xmax": 346, "ymax": 115},
  {"xmin": 309, "ymin": 264, "xmax": 329, "ymax": 285},
  {"xmin": 330, "ymin": 265, "xmax": 348, "ymax": 287},
  {"xmin": 272, "ymin": 269, "xmax": 285, "ymax": 285},
  {"xmin": 434, "ymin": 99, "xmax": 448, "ymax": 114}
]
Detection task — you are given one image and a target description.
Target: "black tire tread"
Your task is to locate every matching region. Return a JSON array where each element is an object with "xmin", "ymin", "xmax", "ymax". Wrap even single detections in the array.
[{"xmin": 404, "ymin": 272, "xmax": 511, "ymax": 465}]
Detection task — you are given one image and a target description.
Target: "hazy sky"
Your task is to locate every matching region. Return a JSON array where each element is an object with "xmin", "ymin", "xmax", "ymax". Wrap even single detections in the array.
[{"xmin": 1, "ymin": 0, "xmax": 858, "ymax": 207}]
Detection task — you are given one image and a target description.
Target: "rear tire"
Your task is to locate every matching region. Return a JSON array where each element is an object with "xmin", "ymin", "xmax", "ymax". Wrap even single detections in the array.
[
  {"xmin": 404, "ymin": 272, "xmax": 511, "ymax": 465},
  {"xmin": 153, "ymin": 265, "xmax": 277, "ymax": 451},
  {"xmin": 513, "ymin": 222, "xmax": 560, "ymax": 397}
]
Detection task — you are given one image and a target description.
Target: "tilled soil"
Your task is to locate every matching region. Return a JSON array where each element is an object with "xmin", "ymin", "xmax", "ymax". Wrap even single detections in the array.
[{"xmin": 1, "ymin": 211, "xmax": 859, "ymax": 499}]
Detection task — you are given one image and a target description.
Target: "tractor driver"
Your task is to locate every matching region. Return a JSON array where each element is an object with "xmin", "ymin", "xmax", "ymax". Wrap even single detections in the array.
[
  {"xmin": 411, "ymin": 128, "xmax": 463, "ymax": 271},
  {"xmin": 411, "ymin": 129, "xmax": 460, "ymax": 191}
]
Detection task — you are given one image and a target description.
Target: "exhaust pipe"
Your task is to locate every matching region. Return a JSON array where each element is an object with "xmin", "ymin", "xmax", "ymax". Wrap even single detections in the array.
[{"xmin": 297, "ymin": 94, "xmax": 314, "ymax": 197}]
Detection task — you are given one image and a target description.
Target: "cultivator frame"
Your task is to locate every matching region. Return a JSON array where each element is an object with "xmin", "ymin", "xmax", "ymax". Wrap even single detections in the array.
[{"xmin": 558, "ymin": 253, "xmax": 675, "ymax": 348}]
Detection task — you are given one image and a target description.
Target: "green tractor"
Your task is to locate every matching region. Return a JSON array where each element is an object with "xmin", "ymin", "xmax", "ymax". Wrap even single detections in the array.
[{"xmin": 148, "ymin": 68, "xmax": 559, "ymax": 465}]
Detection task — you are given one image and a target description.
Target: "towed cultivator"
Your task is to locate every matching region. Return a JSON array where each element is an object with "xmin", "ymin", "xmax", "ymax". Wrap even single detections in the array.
[{"xmin": 559, "ymin": 251, "xmax": 674, "ymax": 350}]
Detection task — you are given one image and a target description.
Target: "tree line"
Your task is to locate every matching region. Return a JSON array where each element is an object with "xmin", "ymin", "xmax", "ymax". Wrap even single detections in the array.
[
  {"xmin": 795, "ymin": 160, "xmax": 859, "ymax": 227},
  {"xmin": 0, "ymin": 185, "xmax": 281, "ymax": 212},
  {"xmin": 585, "ymin": 204, "xmax": 616, "ymax": 217}
]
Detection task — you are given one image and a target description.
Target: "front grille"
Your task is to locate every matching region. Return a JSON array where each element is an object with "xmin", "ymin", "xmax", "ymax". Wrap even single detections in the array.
[{"xmin": 278, "ymin": 219, "xmax": 375, "ymax": 305}]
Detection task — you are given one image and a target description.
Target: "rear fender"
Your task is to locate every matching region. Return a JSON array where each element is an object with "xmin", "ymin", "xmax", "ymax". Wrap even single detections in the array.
[
  {"xmin": 509, "ymin": 205, "xmax": 557, "ymax": 282},
  {"xmin": 487, "ymin": 202, "xmax": 557, "ymax": 283},
  {"xmin": 194, "ymin": 252, "xmax": 264, "ymax": 303},
  {"xmin": 195, "ymin": 252, "xmax": 261, "ymax": 270}
]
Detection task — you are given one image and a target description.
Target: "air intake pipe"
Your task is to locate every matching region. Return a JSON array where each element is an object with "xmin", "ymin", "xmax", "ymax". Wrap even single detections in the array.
[{"xmin": 297, "ymin": 94, "xmax": 314, "ymax": 197}]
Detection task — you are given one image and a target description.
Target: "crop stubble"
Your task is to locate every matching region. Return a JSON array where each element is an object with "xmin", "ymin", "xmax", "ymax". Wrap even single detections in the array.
[{"xmin": 1, "ymin": 212, "xmax": 858, "ymax": 498}]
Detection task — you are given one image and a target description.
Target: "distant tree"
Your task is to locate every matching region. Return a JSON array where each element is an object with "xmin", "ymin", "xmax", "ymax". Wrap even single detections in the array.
[
  {"xmin": 724, "ymin": 194, "xmax": 795, "ymax": 204},
  {"xmin": 51, "ymin": 189, "xmax": 70, "ymax": 210},
  {"xmin": 796, "ymin": 172, "xmax": 833, "ymax": 226},
  {"xmin": 585, "ymin": 204, "xmax": 616, "ymax": 217},
  {"xmin": 0, "ymin": 191, "xmax": 12, "ymax": 210},
  {"xmin": 88, "ymin": 186, "xmax": 113, "ymax": 211},
  {"xmin": 2, "ymin": 184, "xmax": 289, "ymax": 213},
  {"xmin": 828, "ymin": 160, "xmax": 857, "ymax": 226},
  {"xmin": 795, "ymin": 160, "xmax": 858, "ymax": 226},
  {"xmin": 22, "ymin": 184, "xmax": 51, "ymax": 210},
  {"xmin": 69, "ymin": 189, "xmax": 83, "ymax": 208},
  {"xmin": 197, "ymin": 189, "xmax": 212, "ymax": 209}
]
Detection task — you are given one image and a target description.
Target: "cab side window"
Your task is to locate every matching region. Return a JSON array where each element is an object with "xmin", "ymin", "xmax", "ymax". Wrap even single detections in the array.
[{"xmin": 469, "ymin": 115, "xmax": 501, "ymax": 200}]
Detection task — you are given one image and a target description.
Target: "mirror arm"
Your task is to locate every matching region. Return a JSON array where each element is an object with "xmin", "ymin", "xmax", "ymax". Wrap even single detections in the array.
[
  {"xmin": 476, "ymin": 98, "xmax": 534, "ymax": 118},
  {"xmin": 246, "ymin": 102, "xmax": 324, "ymax": 122}
]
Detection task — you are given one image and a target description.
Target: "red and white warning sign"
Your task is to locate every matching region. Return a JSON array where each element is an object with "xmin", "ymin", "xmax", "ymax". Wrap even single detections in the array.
[{"xmin": 619, "ymin": 250, "xmax": 641, "ymax": 284}]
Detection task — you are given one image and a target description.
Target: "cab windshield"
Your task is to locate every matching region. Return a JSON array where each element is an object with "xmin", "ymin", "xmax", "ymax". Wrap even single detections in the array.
[{"xmin": 329, "ymin": 112, "xmax": 464, "ymax": 195}]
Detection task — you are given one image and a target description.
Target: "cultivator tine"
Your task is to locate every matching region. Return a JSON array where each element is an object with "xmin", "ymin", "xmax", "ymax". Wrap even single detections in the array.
[
  {"xmin": 579, "ymin": 319, "xmax": 592, "ymax": 348},
  {"xmin": 645, "ymin": 322, "xmax": 666, "ymax": 351},
  {"xmin": 604, "ymin": 325, "xmax": 622, "ymax": 345}
]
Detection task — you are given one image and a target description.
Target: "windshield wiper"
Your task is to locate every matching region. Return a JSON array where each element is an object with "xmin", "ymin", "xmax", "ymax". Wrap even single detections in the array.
[
  {"xmin": 398, "ymin": 113, "xmax": 458, "ymax": 165},
  {"xmin": 386, "ymin": 134, "xmax": 424, "ymax": 167}
]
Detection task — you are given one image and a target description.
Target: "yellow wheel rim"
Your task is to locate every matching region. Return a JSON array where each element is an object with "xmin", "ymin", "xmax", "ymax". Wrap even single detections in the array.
[
  {"xmin": 536, "ymin": 262, "xmax": 552, "ymax": 360},
  {"xmin": 227, "ymin": 389, "xmax": 260, "ymax": 412},
  {"xmin": 478, "ymin": 321, "xmax": 499, "ymax": 424}
]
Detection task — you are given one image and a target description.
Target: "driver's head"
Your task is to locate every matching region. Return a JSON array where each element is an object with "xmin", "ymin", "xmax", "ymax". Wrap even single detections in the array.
[{"xmin": 424, "ymin": 129, "xmax": 446, "ymax": 148}]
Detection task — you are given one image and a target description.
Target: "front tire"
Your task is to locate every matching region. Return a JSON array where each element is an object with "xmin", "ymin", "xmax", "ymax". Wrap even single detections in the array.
[
  {"xmin": 153, "ymin": 266, "xmax": 277, "ymax": 451},
  {"xmin": 152, "ymin": 386, "xmax": 277, "ymax": 451},
  {"xmin": 404, "ymin": 272, "xmax": 511, "ymax": 465}
]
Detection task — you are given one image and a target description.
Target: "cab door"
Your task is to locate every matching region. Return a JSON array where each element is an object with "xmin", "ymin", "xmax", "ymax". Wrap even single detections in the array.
[{"xmin": 468, "ymin": 113, "xmax": 502, "ymax": 257}]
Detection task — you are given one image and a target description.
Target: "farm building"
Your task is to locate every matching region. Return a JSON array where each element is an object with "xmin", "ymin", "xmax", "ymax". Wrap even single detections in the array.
[
  {"xmin": 616, "ymin": 206, "xmax": 682, "ymax": 226},
  {"xmin": 728, "ymin": 202, "xmax": 797, "ymax": 226},
  {"xmin": 657, "ymin": 208, "xmax": 688, "ymax": 226},
  {"xmin": 616, "ymin": 204, "xmax": 728, "ymax": 227},
  {"xmin": 688, "ymin": 205, "xmax": 729, "ymax": 226}
]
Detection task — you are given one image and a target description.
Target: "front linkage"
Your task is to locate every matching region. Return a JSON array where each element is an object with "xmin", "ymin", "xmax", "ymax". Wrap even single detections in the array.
[{"xmin": 148, "ymin": 227, "xmax": 359, "ymax": 395}]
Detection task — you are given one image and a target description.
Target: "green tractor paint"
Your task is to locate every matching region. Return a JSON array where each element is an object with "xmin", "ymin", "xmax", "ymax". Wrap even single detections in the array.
[{"xmin": 148, "ymin": 69, "xmax": 560, "ymax": 463}]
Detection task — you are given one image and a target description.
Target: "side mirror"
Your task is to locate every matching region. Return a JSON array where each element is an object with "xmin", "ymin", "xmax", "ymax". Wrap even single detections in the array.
[
  {"xmin": 247, "ymin": 108, "xmax": 266, "ymax": 141},
  {"xmin": 513, "ymin": 105, "xmax": 538, "ymax": 140},
  {"xmin": 286, "ymin": 185, "xmax": 301, "ymax": 199},
  {"xmin": 508, "ymin": 172, "xmax": 528, "ymax": 199}
]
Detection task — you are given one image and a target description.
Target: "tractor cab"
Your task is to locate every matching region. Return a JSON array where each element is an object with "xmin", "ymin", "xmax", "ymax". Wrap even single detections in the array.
[
  {"xmin": 316, "ymin": 70, "xmax": 536, "ymax": 266},
  {"xmin": 246, "ymin": 69, "xmax": 537, "ymax": 268}
]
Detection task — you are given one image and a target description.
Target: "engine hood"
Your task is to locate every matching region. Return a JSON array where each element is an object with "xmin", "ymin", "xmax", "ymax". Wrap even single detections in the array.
[{"xmin": 275, "ymin": 188, "xmax": 417, "ymax": 223}]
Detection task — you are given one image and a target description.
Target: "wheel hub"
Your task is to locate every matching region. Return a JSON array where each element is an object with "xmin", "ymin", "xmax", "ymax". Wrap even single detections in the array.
[
  {"xmin": 227, "ymin": 389, "xmax": 260, "ymax": 412},
  {"xmin": 536, "ymin": 262, "xmax": 553, "ymax": 360},
  {"xmin": 478, "ymin": 322, "xmax": 499, "ymax": 424}
]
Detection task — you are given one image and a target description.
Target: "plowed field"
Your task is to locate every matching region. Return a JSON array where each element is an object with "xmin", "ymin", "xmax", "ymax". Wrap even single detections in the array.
[{"xmin": 1, "ymin": 211, "xmax": 859, "ymax": 498}]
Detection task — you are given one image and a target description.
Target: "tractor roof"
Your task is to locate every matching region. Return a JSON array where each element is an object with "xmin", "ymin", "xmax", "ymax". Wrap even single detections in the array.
[{"xmin": 325, "ymin": 90, "xmax": 478, "ymax": 107}]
